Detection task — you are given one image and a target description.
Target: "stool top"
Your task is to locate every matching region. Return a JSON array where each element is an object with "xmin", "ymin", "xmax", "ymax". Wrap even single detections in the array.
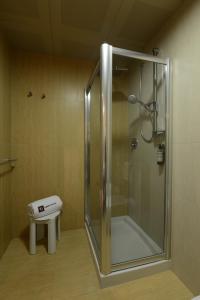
[{"xmin": 31, "ymin": 210, "xmax": 61, "ymax": 221}]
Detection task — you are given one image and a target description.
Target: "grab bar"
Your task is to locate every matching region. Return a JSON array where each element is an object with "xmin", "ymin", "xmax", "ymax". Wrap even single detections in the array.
[{"xmin": 0, "ymin": 158, "xmax": 17, "ymax": 166}]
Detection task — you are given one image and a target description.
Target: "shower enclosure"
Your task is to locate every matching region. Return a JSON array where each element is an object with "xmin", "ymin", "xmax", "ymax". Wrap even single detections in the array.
[{"xmin": 84, "ymin": 43, "xmax": 171, "ymax": 277}]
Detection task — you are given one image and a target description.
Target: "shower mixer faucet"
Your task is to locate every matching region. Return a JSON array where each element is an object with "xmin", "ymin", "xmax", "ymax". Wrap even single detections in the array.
[{"xmin": 131, "ymin": 138, "xmax": 138, "ymax": 150}]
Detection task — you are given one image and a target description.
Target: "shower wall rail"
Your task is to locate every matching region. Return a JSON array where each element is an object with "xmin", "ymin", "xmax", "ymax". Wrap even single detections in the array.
[{"xmin": 0, "ymin": 158, "xmax": 17, "ymax": 165}]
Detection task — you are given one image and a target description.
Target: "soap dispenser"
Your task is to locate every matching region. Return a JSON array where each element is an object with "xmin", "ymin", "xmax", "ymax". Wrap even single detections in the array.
[{"xmin": 157, "ymin": 144, "xmax": 165, "ymax": 165}]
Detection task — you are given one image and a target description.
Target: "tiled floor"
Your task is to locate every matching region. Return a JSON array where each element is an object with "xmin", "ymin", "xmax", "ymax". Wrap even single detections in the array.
[{"xmin": 0, "ymin": 229, "xmax": 193, "ymax": 300}]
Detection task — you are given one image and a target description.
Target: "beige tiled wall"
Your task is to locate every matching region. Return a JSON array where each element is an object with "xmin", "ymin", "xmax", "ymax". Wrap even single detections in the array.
[
  {"xmin": 111, "ymin": 60, "xmax": 165, "ymax": 249},
  {"xmin": 0, "ymin": 34, "xmax": 11, "ymax": 257},
  {"xmin": 10, "ymin": 52, "xmax": 94, "ymax": 238},
  {"xmin": 127, "ymin": 61, "xmax": 165, "ymax": 249},
  {"xmin": 112, "ymin": 73, "xmax": 129, "ymax": 217},
  {"xmin": 146, "ymin": 0, "xmax": 200, "ymax": 294}
]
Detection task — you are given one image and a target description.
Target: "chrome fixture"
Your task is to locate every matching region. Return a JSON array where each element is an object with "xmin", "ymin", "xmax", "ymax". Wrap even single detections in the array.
[
  {"xmin": 128, "ymin": 94, "xmax": 155, "ymax": 113},
  {"xmin": 152, "ymin": 48, "xmax": 159, "ymax": 134},
  {"xmin": 113, "ymin": 66, "xmax": 128, "ymax": 72},
  {"xmin": 0, "ymin": 158, "xmax": 17, "ymax": 167},
  {"xmin": 27, "ymin": 91, "xmax": 32, "ymax": 97},
  {"xmin": 128, "ymin": 94, "xmax": 155, "ymax": 143},
  {"xmin": 128, "ymin": 47, "xmax": 165, "ymax": 144},
  {"xmin": 130, "ymin": 138, "xmax": 138, "ymax": 150}
]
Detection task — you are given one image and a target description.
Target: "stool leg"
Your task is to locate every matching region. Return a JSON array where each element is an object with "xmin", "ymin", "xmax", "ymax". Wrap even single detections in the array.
[
  {"xmin": 48, "ymin": 219, "xmax": 56, "ymax": 254},
  {"xmin": 57, "ymin": 215, "xmax": 60, "ymax": 241},
  {"xmin": 30, "ymin": 220, "xmax": 36, "ymax": 255},
  {"xmin": 36, "ymin": 223, "xmax": 45, "ymax": 241}
]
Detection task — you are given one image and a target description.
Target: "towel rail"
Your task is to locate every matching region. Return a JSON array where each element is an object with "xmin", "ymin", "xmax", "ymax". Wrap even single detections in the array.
[{"xmin": 0, "ymin": 158, "xmax": 17, "ymax": 166}]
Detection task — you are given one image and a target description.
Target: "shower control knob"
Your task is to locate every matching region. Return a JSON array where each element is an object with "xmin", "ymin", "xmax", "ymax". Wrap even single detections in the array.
[{"xmin": 131, "ymin": 138, "xmax": 138, "ymax": 150}]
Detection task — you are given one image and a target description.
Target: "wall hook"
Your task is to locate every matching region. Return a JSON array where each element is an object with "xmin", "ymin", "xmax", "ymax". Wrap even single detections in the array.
[
  {"xmin": 27, "ymin": 91, "xmax": 32, "ymax": 97},
  {"xmin": 152, "ymin": 47, "xmax": 160, "ymax": 56}
]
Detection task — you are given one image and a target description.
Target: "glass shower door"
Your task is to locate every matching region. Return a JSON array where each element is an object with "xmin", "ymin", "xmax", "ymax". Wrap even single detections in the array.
[
  {"xmin": 85, "ymin": 43, "xmax": 171, "ymax": 275},
  {"xmin": 84, "ymin": 64, "xmax": 102, "ymax": 261},
  {"xmin": 111, "ymin": 49, "xmax": 170, "ymax": 269}
]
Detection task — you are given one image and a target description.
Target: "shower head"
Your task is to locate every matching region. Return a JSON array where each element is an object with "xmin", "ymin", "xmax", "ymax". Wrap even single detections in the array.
[
  {"xmin": 128, "ymin": 94, "xmax": 138, "ymax": 104},
  {"xmin": 128, "ymin": 94, "xmax": 154, "ymax": 112}
]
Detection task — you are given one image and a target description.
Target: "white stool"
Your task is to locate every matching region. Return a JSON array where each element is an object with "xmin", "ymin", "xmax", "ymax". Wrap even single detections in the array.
[{"xmin": 29, "ymin": 211, "xmax": 61, "ymax": 255}]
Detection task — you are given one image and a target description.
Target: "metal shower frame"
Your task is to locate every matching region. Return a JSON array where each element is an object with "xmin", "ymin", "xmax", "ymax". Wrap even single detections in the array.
[{"xmin": 84, "ymin": 43, "xmax": 171, "ymax": 275}]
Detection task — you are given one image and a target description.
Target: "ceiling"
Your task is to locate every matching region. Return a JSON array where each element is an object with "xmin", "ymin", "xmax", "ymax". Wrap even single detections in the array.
[{"xmin": 0, "ymin": 0, "xmax": 183, "ymax": 60}]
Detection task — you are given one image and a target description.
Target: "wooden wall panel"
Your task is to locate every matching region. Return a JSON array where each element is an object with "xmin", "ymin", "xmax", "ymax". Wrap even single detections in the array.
[
  {"xmin": 10, "ymin": 52, "xmax": 94, "ymax": 237},
  {"xmin": 0, "ymin": 34, "xmax": 11, "ymax": 257}
]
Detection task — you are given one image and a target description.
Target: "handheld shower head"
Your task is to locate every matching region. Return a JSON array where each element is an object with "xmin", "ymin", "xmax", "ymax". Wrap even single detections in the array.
[
  {"xmin": 128, "ymin": 94, "xmax": 154, "ymax": 112},
  {"xmin": 128, "ymin": 94, "xmax": 138, "ymax": 104}
]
